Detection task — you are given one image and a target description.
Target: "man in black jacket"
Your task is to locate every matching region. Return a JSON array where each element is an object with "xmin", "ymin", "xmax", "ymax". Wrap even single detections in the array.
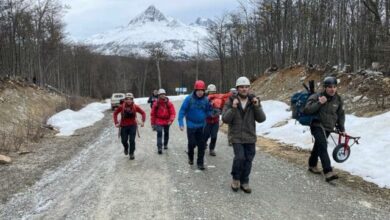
[
  {"xmin": 147, "ymin": 89, "xmax": 159, "ymax": 108},
  {"xmin": 304, "ymin": 76, "xmax": 346, "ymax": 182}
]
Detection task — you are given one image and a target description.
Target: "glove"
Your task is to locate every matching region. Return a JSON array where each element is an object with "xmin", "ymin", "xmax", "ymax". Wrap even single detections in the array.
[{"xmin": 152, "ymin": 125, "xmax": 157, "ymax": 131}]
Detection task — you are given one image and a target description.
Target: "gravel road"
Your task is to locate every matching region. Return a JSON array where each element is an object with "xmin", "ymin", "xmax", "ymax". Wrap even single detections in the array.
[{"xmin": 1, "ymin": 101, "xmax": 389, "ymax": 220}]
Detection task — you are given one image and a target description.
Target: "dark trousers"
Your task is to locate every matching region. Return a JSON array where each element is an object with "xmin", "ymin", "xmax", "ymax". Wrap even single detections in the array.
[
  {"xmin": 309, "ymin": 126, "xmax": 332, "ymax": 174},
  {"xmin": 231, "ymin": 143, "xmax": 256, "ymax": 184},
  {"xmin": 121, "ymin": 125, "xmax": 137, "ymax": 155},
  {"xmin": 156, "ymin": 125, "xmax": 170, "ymax": 149},
  {"xmin": 204, "ymin": 123, "xmax": 219, "ymax": 150},
  {"xmin": 187, "ymin": 127, "xmax": 205, "ymax": 165}
]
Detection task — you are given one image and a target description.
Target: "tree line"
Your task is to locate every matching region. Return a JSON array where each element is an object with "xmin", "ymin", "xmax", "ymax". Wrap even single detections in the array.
[
  {"xmin": 0, "ymin": 0, "xmax": 220, "ymax": 98},
  {"xmin": 206, "ymin": 0, "xmax": 390, "ymax": 91},
  {"xmin": 1, "ymin": 0, "xmax": 389, "ymax": 98}
]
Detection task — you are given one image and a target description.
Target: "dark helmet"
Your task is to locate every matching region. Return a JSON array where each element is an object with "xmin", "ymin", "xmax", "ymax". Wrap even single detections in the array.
[{"xmin": 323, "ymin": 76, "xmax": 337, "ymax": 87}]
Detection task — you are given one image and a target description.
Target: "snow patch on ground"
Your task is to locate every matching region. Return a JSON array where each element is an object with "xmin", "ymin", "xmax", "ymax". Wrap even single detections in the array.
[{"xmin": 48, "ymin": 101, "xmax": 110, "ymax": 136}]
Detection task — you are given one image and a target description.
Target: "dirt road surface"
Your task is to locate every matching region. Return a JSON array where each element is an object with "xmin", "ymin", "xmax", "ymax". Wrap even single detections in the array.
[{"xmin": 1, "ymin": 101, "xmax": 390, "ymax": 219}]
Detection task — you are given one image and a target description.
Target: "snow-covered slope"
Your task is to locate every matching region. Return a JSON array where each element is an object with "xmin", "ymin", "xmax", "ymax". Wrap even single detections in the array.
[{"xmin": 85, "ymin": 5, "xmax": 210, "ymax": 59}]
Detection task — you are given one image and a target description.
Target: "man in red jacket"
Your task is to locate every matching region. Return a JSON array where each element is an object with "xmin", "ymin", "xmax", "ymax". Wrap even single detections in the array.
[
  {"xmin": 113, "ymin": 93, "xmax": 146, "ymax": 160},
  {"xmin": 151, "ymin": 89, "xmax": 176, "ymax": 154},
  {"xmin": 204, "ymin": 84, "xmax": 231, "ymax": 156}
]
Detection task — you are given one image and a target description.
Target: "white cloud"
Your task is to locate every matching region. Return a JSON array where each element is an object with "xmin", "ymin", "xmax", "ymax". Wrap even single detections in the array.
[{"xmin": 63, "ymin": 0, "xmax": 240, "ymax": 40}]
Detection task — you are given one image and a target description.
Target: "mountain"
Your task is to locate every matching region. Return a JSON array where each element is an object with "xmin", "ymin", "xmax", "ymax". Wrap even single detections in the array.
[{"xmin": 85, "ymin": 5, "xmax": 209, "ymax": 59}]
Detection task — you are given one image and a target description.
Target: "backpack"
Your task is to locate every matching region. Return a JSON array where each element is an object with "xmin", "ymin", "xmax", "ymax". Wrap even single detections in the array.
[
  {"xmin": 154, "ymin": 100, "xmax": 171, "ymax": 119},
  {"xmin": 291, "ymin": 80, "xmax": 317, "ymax": 126},
  {"xmin": 121, "ymin": 103, "xmax": 136, "ymax": 119}
]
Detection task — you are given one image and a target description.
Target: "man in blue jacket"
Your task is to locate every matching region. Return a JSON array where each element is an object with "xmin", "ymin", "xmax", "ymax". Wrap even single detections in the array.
[{"xmin": 178, "ymin": 80, "xmax": 212, "ymax": 170}]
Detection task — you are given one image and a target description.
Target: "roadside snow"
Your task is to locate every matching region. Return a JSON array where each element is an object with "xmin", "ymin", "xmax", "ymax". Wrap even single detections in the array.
[
  {"xmin": 257, "ymin": 100, "xmax": 390, "ymax": 188},
  {"xmin": 48, "ymin": 101, "xmax": 111, "ymax": 136}
]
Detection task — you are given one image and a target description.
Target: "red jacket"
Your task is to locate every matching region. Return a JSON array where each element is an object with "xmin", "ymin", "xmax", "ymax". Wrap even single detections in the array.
[
  {"xmin": 151, "ymin": 98, "xmax": 176, "ymax": 126},
  {"xmin": 206, "ymin": 92, "xmax": 232, "ymax": 124},
  {"xmin": 113, "ymin": 103, "xmax": 146, "ymax": 127}
]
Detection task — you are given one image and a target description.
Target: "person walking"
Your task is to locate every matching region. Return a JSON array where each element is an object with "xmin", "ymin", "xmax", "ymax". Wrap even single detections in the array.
[
  {"xmin": 204, "ymin": 84, "xmax": 230, "ymax": 156},
  {"xmin": 151, "ymin": 89, "xmax": 176, "ymax": 154},
  {"xmin": 113, "ymin": 93, "xmax": 146, "ymax": 160},
  {"xmin": 178, "ymin": 80, "xmax": 212, "ymax": 170},
  {"xmin": 148, "ymin": 89, "xmax": 159, "ymax": 108},
  {"xmin": 304, "ymin": 76, "xmax": 346, "ymax": 182},
  {"xmin": 222, "ymin": 77, "xmax": 266, "ymax": 193}
]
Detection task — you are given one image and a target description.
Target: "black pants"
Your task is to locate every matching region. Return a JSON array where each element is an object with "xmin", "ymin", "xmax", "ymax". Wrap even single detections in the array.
[
  {"xmin": 156, "ymin": 125, "xmax": 170, "ymax": 150},
  {"xmin": 187, "ymin": 127, "xmax": 205, "ymax": 165},
  {"xmin": 309, "ymin": 126, "xmax": 332, "ymax": 174},
  {"xmin": 231, "ymin": 143, "xmax": 256, "ymax": 184},
  {"xmin": 121, "ymin": 125, "xmax": 137, "ymax": 155},
  {"xmin": 204, "ymin": 123, "xmax": 219, "ymax": 150}
]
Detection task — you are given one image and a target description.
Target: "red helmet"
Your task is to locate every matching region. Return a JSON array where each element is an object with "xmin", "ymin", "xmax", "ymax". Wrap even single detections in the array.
[{"xmin": 194, "ymin": 80, "xmax": 206, "ymax": 90}]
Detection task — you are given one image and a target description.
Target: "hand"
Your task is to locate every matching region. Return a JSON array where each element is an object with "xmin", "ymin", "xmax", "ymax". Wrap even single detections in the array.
[
  {"xmin": 339, "ymin": 131, "xmax": 346, "ymax": 136},
  {"xmin": 318, "ymin": 96, "xmax": 327, "ymax": 104},
  {"xmin": 180, "ymin": 126, "xmax": 184, "ymax": 131},
  {"xmin": 115, "ymin": 123, "xmax": 120, "ymax": 128},
  {"xmin": 232, "ymin": 99, "xmax": 239, "ymax": 108},
  {"xmin": 152, "ymin": 125, "xmax": 156, "ymax": 131},
  {"xmin": 252, "ymin": 97, "xmax": 260, "ymax": 106},
  {"xmin": 168, "ymin": 121, "xmax": 172, "ymax": 125},
  {"xmin": 140, "ymin": 122, "xmax": 144, "ymax": 127}
]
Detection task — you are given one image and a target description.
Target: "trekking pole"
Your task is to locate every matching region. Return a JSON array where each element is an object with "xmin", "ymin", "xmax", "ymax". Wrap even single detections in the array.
[{"xmin": 136, "ymin": 118, "xmax": 141, "ymax": 138}]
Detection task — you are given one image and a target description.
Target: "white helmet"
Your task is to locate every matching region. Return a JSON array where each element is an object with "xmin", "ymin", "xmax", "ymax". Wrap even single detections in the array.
[
  {"xmin": 158, "ymin": 88, "xmax": 166, "ymax": 95},
  {"xmin": 207, "ymin": 84, "xmax": 217, "ymax": 92},
  {"xmin": 125, "ymin": 93, "xmax": 134, "ymax": 99},
  {"xmin": 235, "ymin": 76, "xmax": 251, "ymax": 87}
]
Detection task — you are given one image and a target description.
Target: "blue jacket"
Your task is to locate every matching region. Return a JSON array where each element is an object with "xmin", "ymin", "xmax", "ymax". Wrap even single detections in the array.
[{"xmin": 178, "ymin": 92, "xmax": 212, "ymax": 128}]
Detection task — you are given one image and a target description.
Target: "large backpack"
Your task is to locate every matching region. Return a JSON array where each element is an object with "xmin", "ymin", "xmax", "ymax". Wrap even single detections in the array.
[
  {"xmin": 291, "ymin": 80, "xmax": 317, "ymax": 126},
  {"xmin": 154, "ymin": 100, "xmax": 171, "ymax": 119}
]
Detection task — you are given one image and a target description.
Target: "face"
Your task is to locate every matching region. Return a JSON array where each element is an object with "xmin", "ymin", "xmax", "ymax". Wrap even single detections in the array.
[
  {"xmin": 159, "ymin": 94, "xmax": 166, "ymax": 99},
  {"xmin": 325, "ymin": 85, "xmax": 337, "ymax": 96},
  {"xmin": 153, "ymin": 90, "xmax": 158, "ymax": 95},
  {"xmin": 195, "ymin": 90, "xmax": 205, "ymax": 97},
  {"xmin": 124, "ymin": 98, "xmax": 133, "ymax": 105},
  {"xmin": 237, "ymin": 85, "xmax": 250, "ymax": 97}
]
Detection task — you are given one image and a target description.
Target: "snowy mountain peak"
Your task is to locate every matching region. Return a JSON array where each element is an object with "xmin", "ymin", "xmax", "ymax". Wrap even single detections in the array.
[
  {"xmin": 128, "ymin": 5, "xmax": 167, "ymax": 25},
  {"xmin": 191, "ymin": 17, "xmax": 215, "ymax": 27},
  {"xmin": 86, "ymin": 6, "xmax": 210, "ymax": 59}
]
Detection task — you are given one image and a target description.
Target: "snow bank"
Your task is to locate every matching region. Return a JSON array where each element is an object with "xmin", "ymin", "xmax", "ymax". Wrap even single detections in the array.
[
  {"xmin": 257, "ymin": 101, "xmax": 390, "ymax": 188},
  {"xmin": 48, "ymin": 101, "xmax": 110, "ymax": 136}
]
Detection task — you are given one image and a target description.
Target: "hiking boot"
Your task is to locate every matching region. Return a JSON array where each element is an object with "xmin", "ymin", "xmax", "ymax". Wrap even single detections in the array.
[
  {"xmin": 325, "ymin": 171, "xmax": 339, "ymax": 182},
  {"xmin": 231, "ymin": 180, "xmax": 240, "ymax": 192},
  {"xmin": 209, "ymin": 150, "xmax": 216, "ymax": 156},
  {"xmin": 164, "ymin": 145, "xmax": 168, "ymax": 150},
  {"xmin": 188, "ymin": 160, "xmax": 194, "ymax": 165},
  {"xmin": 158, "ymin": 149, "xmax": 163, "ymax": 155},
  {"xmin": 308, "ymin": 166, "xmax": 322, "ymax": 175},
  {"xmin": 129, "ymin": 154, "xmax": 135, "ymax": 160},
  {"xmin": 124, "ymin": 148, "xmax": 128, "ymax": 155},
  {"xmin": 197, "ymin": 164, "xmax": 205, "ymax": 170},
  {"xmin": 240, "ymin": 184, "xmax": 252, "ymax": 194}
]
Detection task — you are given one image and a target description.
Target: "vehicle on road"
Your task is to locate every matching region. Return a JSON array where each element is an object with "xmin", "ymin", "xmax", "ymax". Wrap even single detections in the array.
[{"xmin": 111, "ymin": 93, "xmax": 125, "ymax": 110}]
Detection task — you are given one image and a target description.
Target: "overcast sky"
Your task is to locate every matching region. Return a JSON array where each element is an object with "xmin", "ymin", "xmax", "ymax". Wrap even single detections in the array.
[{"xmin": 63, "ymin": 0, "xmax": 241, "ymax": 40}]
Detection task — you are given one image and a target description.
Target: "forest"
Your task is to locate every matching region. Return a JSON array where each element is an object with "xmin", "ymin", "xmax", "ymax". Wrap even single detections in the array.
[{"xmin": 1, "ymin": 0, "xmax": 389, "ymax": 97}]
